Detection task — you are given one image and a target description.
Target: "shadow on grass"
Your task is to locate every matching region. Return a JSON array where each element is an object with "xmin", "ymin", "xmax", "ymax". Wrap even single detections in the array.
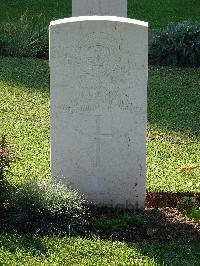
[
  {"xmin": 0, "ymin": 57, "xmax": 49, "ymax": 95},
  {"xmin": 81, "ymin": 207, "xmax": 200, "ymax": 265},
  {"xmin": 0, "ymin": 234, "xmax": 47, "ymax": 255},
  {"xmin": 136, "ymin": 242, "xmax": 200, "ymax": 266},
  {"xmin": 148, "ymin": 66, "xmax": 200, "ymax": 136}
]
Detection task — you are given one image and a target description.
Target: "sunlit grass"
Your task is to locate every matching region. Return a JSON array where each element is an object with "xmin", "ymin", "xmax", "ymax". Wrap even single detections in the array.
[
  {"xmin": 0, "ymin": 58, "xmax": 50, "ymax": 184},
  {"xmin": 147, "ymin": 66, "xmax": 200, "ymax": 192}
]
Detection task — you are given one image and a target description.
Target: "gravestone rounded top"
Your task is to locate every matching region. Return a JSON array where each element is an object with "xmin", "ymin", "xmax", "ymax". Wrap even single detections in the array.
[{"xmin": 50, "ymin": 16, "xmax": 148, "ymax": 27}]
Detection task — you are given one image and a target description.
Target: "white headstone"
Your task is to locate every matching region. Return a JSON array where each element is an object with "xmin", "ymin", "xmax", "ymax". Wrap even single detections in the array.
[
  {"xmin": 50, "ymin": 16, "xmax": 148, "ymax": 209},
  {"xmin": 72, "ymin": 0, "xmax": 127, "ymax": 17}
]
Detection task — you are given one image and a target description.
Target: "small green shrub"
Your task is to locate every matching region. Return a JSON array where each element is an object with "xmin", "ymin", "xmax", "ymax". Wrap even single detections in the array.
[
  {"xmin": 0, "ymin": 12, "xmax": 48, "ymax": 58},
  {"xmin": 93, "ymin": 213, "xmax": 144, "ymax": 232},
  {"xmin": 177, "ymin": 196, "xmax": 199, "ymax": 214},
  {"xmin": 6, "ymin": 180, "xmax": 87, "ymax": 234},
  {"xmin": 149, "ymin": 20, "xmax": 200, "ymax": 67},
  {"xmin": 191, "ymin": 209, "xmax": 200, "ymax": 222}
]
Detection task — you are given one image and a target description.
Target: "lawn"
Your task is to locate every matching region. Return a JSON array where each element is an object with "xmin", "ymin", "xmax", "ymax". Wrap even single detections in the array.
[{"xmin": 128, "ymin": 0, "xmax": 200, "ymax": 29}]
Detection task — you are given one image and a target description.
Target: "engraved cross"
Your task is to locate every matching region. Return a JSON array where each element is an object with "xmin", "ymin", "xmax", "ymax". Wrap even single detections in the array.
[{"xmin": 94, "ymin": 115, "xmax": 112, "ymax": 167}]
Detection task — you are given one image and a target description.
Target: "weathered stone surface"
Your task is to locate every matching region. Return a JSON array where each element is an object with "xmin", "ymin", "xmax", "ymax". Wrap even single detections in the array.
[
  {"xmin": 72, "ymin": 0, "xmax": 127, "ymax": 17},
  {"xmin": 50, "ymin": 16, "xmax": 148, "ymax": 209}
]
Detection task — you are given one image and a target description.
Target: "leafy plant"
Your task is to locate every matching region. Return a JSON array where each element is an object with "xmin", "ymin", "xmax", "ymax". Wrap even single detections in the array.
[
  {"xmin": 149, "ymin": 20, "xmax": 200, "ymax": 67},
  {"xmin": 6, "ymin": 180, "xmax": 87, "ymax": 234},
  {"xmin": 0, "ymin": 12, "xmax": 48, "ymax": 58},
  {"xmin": 177, "ymin": 196, "xmax": 199, "ymax": 215}
]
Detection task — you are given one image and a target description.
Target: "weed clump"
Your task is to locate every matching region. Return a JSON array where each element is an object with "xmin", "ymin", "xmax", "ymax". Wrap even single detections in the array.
[
  {"xmin": 0, "ymin": 12, "xmax": 48, "ymax": 58},
  {"xmin": 177, "ymin": 196, "xmax": 199, "ymax": 215}
]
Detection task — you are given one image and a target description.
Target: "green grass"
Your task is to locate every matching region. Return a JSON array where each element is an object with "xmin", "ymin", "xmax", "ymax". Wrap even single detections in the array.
[
  {"xmin": 0, "ymin": 57, "xmax": 199, "ymax": 192},
  {"xmin": 147, "ymin": 66, "xmax": 200, "ymax": 192},
  {"xmin": 128, "ymin": 0, "xmax": 200, "ymax": 29},
  {"xmin": 92, "ymin": 213, "xmax": 143, "ymax": 232},
  {"xmin": 191, "ymin": 209, "xmax": 200, "ymax": 222},
  {"xmin": 0, "ymin": 0, "xmax": 199, "ymax": 30},
  {"xmin": 0, "ymin": 234, "xmax": 199, "ymax": 266},
  {"xmin": 0, "ymin": 0, "xmax": 71, "ymax": 23},
  {"xmin": 0, "ymin": 58, "xmax": 50, "ymax": 184}
]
